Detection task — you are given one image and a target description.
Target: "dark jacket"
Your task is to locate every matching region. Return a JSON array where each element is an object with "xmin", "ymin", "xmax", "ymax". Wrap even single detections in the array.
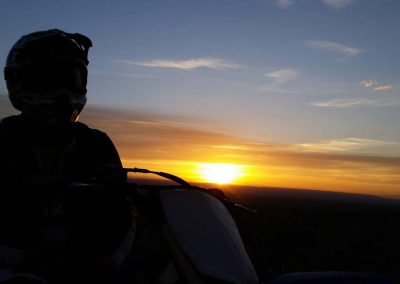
[{"xmin": 0, "ymin": 114, "xmax": 135, "ymax": 279}]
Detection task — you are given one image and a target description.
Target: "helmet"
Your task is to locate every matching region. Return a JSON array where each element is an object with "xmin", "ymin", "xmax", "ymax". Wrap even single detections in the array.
[{"xmin": 4, "ymin": 29, "xmax": 92, "ymax": 123}]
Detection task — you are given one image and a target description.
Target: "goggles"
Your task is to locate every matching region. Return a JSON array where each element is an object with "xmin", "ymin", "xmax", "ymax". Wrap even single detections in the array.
[{"xmin": 16, "ymin": 59, "xmax": 88, "ymax": 95}]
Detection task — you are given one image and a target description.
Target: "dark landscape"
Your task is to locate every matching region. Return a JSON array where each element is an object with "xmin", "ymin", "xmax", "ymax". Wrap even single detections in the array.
[
  {"xmin": 130, "ymin": 178, "xmax": 400, "ymax": 281},
  {"xmin": 224, "ymin": 185, "xmax": 400, "ymax": 280}
]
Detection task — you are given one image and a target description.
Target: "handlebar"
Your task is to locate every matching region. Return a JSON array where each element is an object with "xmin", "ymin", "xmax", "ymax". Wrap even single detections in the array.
[{"xmin": 19, "ymin": 167, "xmax": 257, "ymax": 215}]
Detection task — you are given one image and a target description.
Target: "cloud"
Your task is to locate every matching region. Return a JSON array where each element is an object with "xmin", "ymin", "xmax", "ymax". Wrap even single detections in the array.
[
  {"xmin": 277, "ymin": 0, "xmax": 295, "ymax": 8},
  {"xmin": 374, "ymin": 85, "xmax": 393, "ymax": 91},
  {"xmin": 277, "ymin": 0, "xmax": 356, "ymax": 9},
  {"xmin": 361, "ymin": 80, "xmax": 377, "ymax": 87},
  {"xmin": 296, "ymin": 138, "xmax": 398, "ymax": 153},
  {"xmin": 322, "ymin": 0, "xmax": 356, "ymax": 8},
  {"xmin": 265, "ymin": 68, "xmax": 298, "ymax": 83},
  {"xmin": 79, "ymin": 105, "xmax": 400, "ymax": 169},
  {"xmin": 2, "ymin": 97, "xmax": 400, "ymax": 196},
  {"xmin": 311, "ymin": 97, "xmax": 400, "ymax": 108},
  {"xmin": 75, "ymin": 105, "xmax": 400, "ymax": 196},
  {"xmin": 113, "ymin": 58, "xmax": 241, "ymax": 70},
  {"xmin": 361, "ymin": 80, "xmax": 393, "ymax": 92},
  {"xmin": 308, "ymin": 41, "xmax": 363, "ymax": 57}
]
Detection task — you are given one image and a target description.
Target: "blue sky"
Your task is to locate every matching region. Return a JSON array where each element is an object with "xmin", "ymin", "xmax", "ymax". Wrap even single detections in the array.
[{"xmin": 1, "ymin": 0, "xmax": 400, "ymax": 195}]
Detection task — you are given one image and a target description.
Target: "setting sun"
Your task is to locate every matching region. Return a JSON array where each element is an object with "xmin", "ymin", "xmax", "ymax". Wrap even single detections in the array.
[{"xmin": 198, "ymin": 163, "xmax": 243, "ymax": 184}]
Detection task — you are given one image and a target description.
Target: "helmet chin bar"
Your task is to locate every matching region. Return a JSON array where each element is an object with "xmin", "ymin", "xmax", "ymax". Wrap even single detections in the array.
[{"xmin": 14, "ymin": 88, "xmax": 86, "ymax": 125}]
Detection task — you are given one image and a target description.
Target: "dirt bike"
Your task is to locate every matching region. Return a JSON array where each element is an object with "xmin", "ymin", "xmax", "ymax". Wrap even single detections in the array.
[{"xmin": 0, "ymin": 168, "xmax": 399, "ymax": 284}]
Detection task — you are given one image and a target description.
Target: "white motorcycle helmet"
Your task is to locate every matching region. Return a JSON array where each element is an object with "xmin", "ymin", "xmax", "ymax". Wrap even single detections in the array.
[{"xmin": 4, "ymin": 29, "xmax": 92, "ymax": 124}]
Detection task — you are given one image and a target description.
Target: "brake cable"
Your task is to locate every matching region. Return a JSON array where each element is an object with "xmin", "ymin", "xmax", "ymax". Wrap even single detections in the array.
[{"xmin": 124, "ymin": 167, "xmax": 257, "ymax": 215}]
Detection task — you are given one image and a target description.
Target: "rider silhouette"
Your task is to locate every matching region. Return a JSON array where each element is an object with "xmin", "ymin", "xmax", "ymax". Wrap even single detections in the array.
[{"xmin": 0, "ymin": 29, "xmax": 136, "ymax": 283}]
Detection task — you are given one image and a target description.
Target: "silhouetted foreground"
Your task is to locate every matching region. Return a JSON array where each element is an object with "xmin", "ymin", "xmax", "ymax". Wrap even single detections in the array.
[{"xmin": 222, "ymin": 185, "xmax": 400, "ymax": 279}]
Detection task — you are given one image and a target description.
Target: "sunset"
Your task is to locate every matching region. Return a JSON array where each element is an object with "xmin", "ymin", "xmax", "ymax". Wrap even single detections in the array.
[
  {"xmin": 197, "ymin": 163, "xmax": 245, "ymax": 184},
  {"xmin": 1, "ymin": 1, "xmax": 400, "ymax": 282},
  {"xmin": 2, "ymin": 1, "xmax": 399, "ymax": 199}
]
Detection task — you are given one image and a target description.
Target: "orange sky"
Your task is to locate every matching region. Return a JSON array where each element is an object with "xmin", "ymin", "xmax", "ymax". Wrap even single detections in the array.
[
  {"xmin": 1, "ymin": 96, "xmax": 399, "ymax": 198},
  {"xmin": 79, "ymin": 106, "xmax": 400, "ymax": 199}
]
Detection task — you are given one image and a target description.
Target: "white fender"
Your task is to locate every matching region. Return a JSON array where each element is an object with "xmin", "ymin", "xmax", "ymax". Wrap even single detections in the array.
[{"xmin": 160, "ymin": 189, "xmax": 259, "ymax": 284}]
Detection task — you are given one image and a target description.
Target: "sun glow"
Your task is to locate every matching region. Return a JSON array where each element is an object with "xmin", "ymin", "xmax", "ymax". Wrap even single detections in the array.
[{"xmin": 198, "ymin": 163, "xmax": 243, "ymax": 184}]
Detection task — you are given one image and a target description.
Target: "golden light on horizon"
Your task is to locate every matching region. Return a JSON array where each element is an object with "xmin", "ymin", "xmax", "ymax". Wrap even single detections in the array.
[{"xmin": 198, "ymin": 163, "xmax": 244, "ymax": 184}]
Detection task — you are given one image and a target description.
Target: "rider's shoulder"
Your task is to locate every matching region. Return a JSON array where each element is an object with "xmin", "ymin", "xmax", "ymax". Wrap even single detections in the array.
[
  {"xmin": 74, "ymin": 121, "xmax": 108, "ymax": 137},
  {"xmin": 0, "ymin": 115, "xmax": 22, "ymax": 127},
  {"xmin": 0, "ymin": 115, "xmax": 23, "ymax": 135},
  {"xmin": 73, "ymin": 121, "xmax": 115, "ymax": 146}
]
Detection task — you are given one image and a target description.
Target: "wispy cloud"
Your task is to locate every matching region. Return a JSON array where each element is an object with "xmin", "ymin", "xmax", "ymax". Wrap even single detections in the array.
[
  {"xmin": 80, "ymin": 105, "xmax": 400, "ymax": 167},
  {"xmin": 12, "ymin": 101, "xmax": 384, "ymax": 196},
  {"xmin": 296, "ymin": 138, "xmax": 398, "ymax": 153},
  {"xmin": 265, "ymin": 68, "xmax": 298, "ymax": 83},
  {"xmin": 113, "ymin": 58, "xmax": 241, "ymax": 70},
  {"xmin": 2, "ymin": 95, "xmax": 400, "ymax": 196},
  {"xmin": 361, "ymin": 80, "xmax": 377, "ymax": 87},
  {"xmin": 277, "ymin": 0, "xmax": 295, "ymax": 8},
  {"xmin": 276, "ymin": 0, "xmax": 356, "ymax": 9},
  {"xmin": 261, "ymin": 68, "xmax": 299, "ymax": 93},
  {"xmin": 361, "ymin": 80, "xmax": 393, "ymax": 92},
  {"xmin": 374, "ymin": 85, "xmax": 393, "ymax": 91},
  {"xmin": 322, "ymin": 0, "xmax": 357, "ymax": 8},
  {"xmin": 311, "ymin": 97, "xmax": 400, "ymax": 108},
  {"xmin": 308, "ymin": 40, "xmax": 363, "ymax": 57},
  {"xmin": 79, "ymin": 106, "xmax": 400, "ymax": 196}
]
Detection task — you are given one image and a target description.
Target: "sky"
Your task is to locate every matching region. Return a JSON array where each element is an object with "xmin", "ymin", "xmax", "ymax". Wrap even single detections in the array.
[{"xmin": 1, "ymin": 0, "xmax": 400, "ymax": 197}]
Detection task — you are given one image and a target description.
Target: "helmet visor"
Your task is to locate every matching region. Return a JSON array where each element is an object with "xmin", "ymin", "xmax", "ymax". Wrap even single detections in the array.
[{"xmin": 17, "ymin": 60, "xmax": 87, "ymax": 94}]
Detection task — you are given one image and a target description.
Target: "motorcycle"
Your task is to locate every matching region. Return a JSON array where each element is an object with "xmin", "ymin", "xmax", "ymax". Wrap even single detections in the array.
[{"xmin": 0, "ymin": 168, "xmax": 399, "ymax": 283}]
